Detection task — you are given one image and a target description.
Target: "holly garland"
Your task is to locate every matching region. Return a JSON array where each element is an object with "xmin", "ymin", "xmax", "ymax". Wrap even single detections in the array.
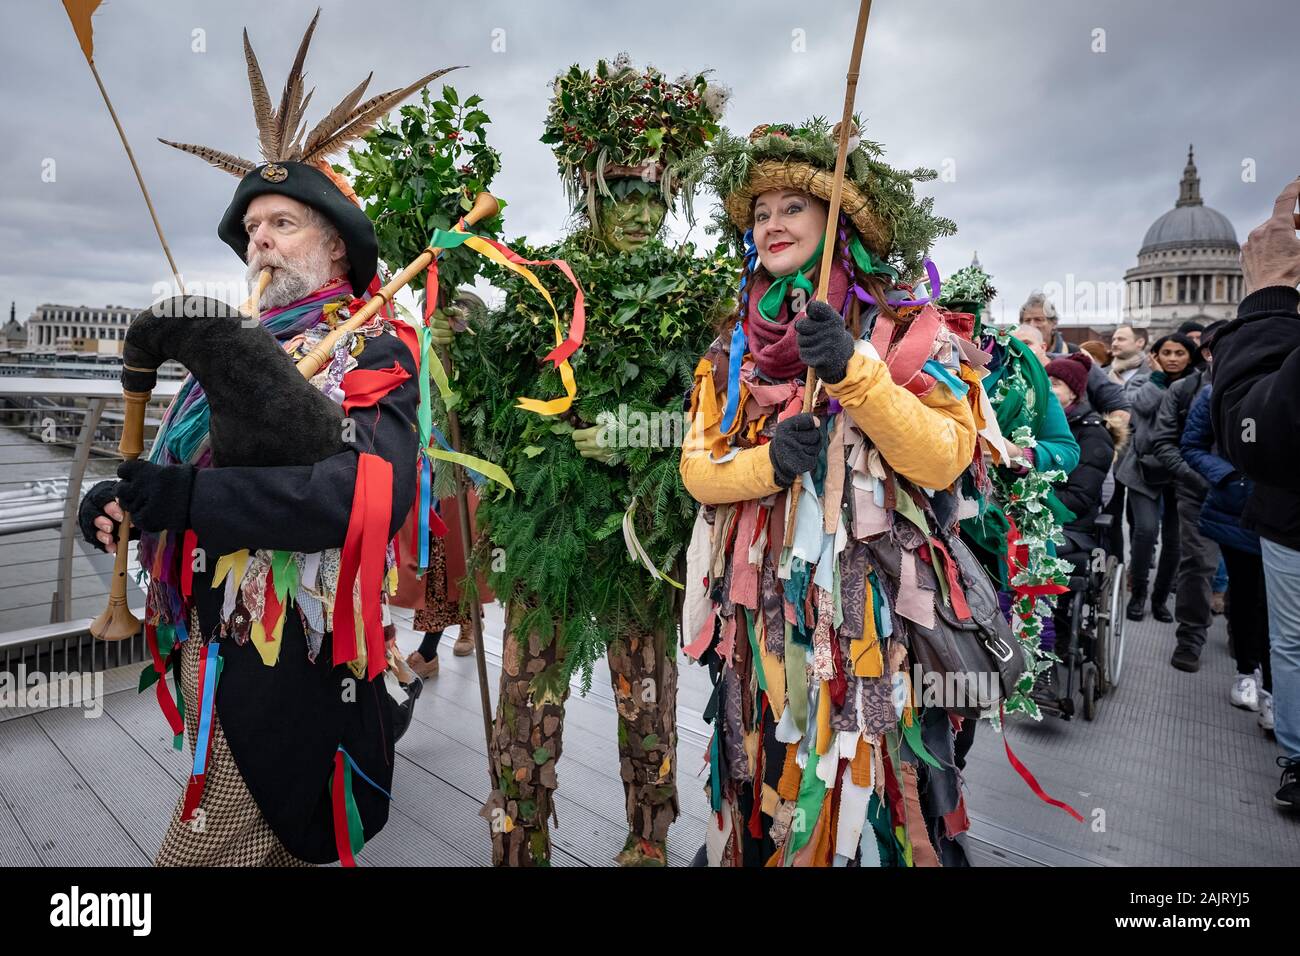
[
  {"xmin": 937, "ymin": 263, "xmax": 997, "ymax": 314},
  {"xmin": 542, "ymin": 53, "xmax": 726, "ymax": 218},
  {"xmin": 987, "ymin": 328, "xmax": 1075, "ymax": 723}
]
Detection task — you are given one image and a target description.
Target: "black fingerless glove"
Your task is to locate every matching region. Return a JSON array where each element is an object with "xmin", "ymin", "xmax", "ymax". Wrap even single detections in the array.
[
  {"xmin": 77, "ymin": 479, "xmax": 134, "ymax": 552},
  {"xmin": 115, "ymin": 460, "xmax": 196, "ymax": 534},
  {"xmin": 795, "ymin": 300, "xmax": 855, "ymax": 385},
  {"xmin": 768, "ymin": 413, "xmax": 822, "ymax": 487}
]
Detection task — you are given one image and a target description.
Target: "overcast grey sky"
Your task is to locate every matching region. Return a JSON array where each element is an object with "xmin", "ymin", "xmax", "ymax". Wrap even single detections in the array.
[{"xmin": 2, "ymin": 0, "xmax": 1297, "ymax": 327}]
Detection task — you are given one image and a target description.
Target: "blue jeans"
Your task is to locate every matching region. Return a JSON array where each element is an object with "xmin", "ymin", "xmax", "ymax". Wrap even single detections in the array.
[
  {"xmin": 1261, "ymin": 538, "xmax": 1300, "ymax": 760},
  {"xmin": 1213, "ymin": 556, "xmax": 1228, "ymax": 593}
]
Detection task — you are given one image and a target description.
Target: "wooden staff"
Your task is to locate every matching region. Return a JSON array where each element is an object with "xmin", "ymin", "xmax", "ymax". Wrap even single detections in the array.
[
  {"xmin": 295, "ymin": 192, "xmax": 500, "ymax": 379},
  {"xmin": 90, "ymin": 269, "xmax": 274, "ymax": 641},
  {"xmin": 785, "ymin": 0, "xmax": 874, "ymax": 541}
]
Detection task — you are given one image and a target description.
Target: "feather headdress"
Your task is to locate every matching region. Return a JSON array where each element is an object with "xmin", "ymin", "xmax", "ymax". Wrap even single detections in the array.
[{"xmin": 160, "ymin": 9, "xmax": 462, "ymax": 182}]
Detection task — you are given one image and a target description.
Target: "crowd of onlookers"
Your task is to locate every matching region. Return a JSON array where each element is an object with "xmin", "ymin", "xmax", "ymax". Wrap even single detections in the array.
[{"xmin": 1003, "ymin": 180, "xmax": 1300, "ymax": 812}]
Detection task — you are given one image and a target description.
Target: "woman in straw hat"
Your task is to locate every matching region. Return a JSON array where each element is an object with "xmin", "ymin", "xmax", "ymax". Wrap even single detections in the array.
[{"xmin": 678, "ymin": 119, "xmax": 1040, "ymax": 866}]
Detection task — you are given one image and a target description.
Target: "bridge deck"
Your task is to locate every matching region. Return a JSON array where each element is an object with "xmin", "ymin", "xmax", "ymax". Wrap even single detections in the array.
[{"xmin": 0, "ymin": 602, "xmax": 1295, "ymax": 867}]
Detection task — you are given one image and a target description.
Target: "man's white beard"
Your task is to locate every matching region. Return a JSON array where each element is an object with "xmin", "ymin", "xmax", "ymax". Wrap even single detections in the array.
[{"xmin": 246, "ymin": 242, "xmax": 340, "ymax": 311}]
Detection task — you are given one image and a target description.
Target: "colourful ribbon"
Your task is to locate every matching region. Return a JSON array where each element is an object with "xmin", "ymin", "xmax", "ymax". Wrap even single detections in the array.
[
  {"xmin": 1000, "ymin": 702, "xmax": 1084, "ymax": 822},
  {"xmin": 180, "ymin": 640, "xmax": 221, "ymax": 822},
  {"xmin": 720, "ymin": 230, "xmax": 759, "ymax": 435},
  {"xmin": 334, "ymin": 452, "xmax": 393, "ymax": 680}
]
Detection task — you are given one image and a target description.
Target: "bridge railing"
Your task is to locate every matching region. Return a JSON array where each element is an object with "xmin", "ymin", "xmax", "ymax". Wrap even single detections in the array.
[{"xmin": 0, "ymin": 377, "xmax": 179, "ymax": 674}]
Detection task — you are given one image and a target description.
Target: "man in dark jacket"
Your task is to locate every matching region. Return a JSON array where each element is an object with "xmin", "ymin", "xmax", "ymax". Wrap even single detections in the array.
[
  {"xmin": 1149, "ymin": 322, "xmax": 1227, "ymax": 670},
  {"xmin": 1020, "ymin": 292, "xmax": 1133, "ymax": 422},
  {"xmin": 1209, "ymin": 177, "xmax": 1300, "ymax": 812}
]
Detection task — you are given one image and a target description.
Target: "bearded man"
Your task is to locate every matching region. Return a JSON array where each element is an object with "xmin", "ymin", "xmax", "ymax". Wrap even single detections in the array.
[{"xmin": 77, "ymin": 13, "xmax": 445, "ymax": 866}]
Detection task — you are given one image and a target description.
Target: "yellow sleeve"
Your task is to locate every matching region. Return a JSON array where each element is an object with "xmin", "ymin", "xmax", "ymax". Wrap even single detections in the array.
[
  {"xmin": 824, "ymin": 351, "xmax": 976, "ymax": 489},
  {"xmin": 679, "ymin": 361, "xmax": 784, "ymax": 507}
]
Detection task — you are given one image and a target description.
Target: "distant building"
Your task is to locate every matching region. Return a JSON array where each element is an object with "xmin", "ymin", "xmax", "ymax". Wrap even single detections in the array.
[
  {"xmin": 1124, "ymin": 146, "xmax": 1243, "ymax": 332},
  {"xmin": 1, "ymin": 303, "xmax": 23, "ymax": 350},
  {"xmin": 23, "ymin": 303, "xmax": 136, "ymax": 353}
]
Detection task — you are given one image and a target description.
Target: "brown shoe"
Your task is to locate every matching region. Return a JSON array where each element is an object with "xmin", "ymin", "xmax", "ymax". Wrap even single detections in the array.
[
  {"xmin": 406, "ymin": 651, "xmax": 439, "ymax": 679},
  {"xmin": 452, "ymin": 632, "xmax": 474, "ymax": 657},
  {"xmin": 1211, "ymin": 591, "xmax": 1225, "ymax": 616}
]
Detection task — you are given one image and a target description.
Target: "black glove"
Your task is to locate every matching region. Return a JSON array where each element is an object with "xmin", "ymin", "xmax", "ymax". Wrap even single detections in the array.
[
  {"xmin": 115, "ymin": 460, "xmax": 196, "ymax": 534},
  {"xmin": 77, "ymin": 479, "xmax": 137, "ymax": 552},
  {"xmin": 768, "ymin": 413, "xmax": 822, "ymax": 487},
  {"xmin": 795, "ymin": 300, "xmax": 855, "ymax": 384}
]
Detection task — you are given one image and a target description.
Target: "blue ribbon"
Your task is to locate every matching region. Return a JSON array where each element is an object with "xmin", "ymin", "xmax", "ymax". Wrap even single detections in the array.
[
  {"xmin": 719, "ymin": 230, "xmax": 758, "ymax": 437},
  {"xmin": 339, "ymin": 746, "xmax": 393, "ymax": 800},
  {"xmin": 923, "ymin": 359, "xmax": 969, "ymax": 399},
  {"xmin": 192, "ymin": 641, "xmax": 221, "ymax": 778},
  {"xmin": 719, "ymin": 322, "xmax": 747, "ymax": 436},
  {"xmin": 418, "ymin": 452, "xmax": 432, "ymax": 570}
]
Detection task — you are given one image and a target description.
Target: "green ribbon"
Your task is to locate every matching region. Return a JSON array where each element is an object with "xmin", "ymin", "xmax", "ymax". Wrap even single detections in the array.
[{"xmin": 757, "ymin": 236, "xmax": 823, "ymax": 321}]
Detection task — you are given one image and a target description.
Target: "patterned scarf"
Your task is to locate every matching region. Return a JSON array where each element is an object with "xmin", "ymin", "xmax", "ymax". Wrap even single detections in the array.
[
  {"xmin": 140, "ymin": 276, "xmax": 354, "ymax": 625},
  {"xmin": 745, "ymin": 255, "xmax": 850, "ymax": 381}
]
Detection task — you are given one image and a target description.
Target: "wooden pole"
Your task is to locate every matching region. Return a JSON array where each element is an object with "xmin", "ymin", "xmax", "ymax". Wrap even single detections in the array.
[
  {"xmin": 87, "ymin": 60, "xmax": 184, "ymax": 291},
  {"xmin": 440, "ymin": 340, "xmax": 497, "ymax": 785},
  {"xmin": 785, "ymin": 0, "xmax": 874, "ymax": 540},
  {"xmin": 295, "ymin": 193, "xmax": 499, "ymax": 379}
]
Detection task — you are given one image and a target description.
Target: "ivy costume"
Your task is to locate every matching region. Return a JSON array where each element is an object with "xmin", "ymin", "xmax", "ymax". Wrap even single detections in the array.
[
  {"xmin": 76, "ymin": 13, "xmax": 448, "ymax": 866},
  {"xmin": 452, "ymin": 56, "xmax": 730, "ymax": 866},
  {"xmin": 680, "ymin": 120, "xmax": 1044, "ymax": 867}
]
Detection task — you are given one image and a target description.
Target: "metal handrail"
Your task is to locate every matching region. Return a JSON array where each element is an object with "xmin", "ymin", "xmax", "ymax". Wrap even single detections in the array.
[
  {"xmin": 0, "ymin": 378, "xmax": 180, "ymax": 400},
  {"xmin": 0, "ymin": 377, "xmax": 163, "ymax": 631}
]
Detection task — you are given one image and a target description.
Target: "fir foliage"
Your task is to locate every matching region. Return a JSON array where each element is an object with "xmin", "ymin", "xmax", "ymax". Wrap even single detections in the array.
[
  {"xmin": 453, "ymin": 236, "xmax": 738, "ymax": 686},
  {"xmin": 706, "ymin": 117, "xmax": 955, "ymax": 279}
]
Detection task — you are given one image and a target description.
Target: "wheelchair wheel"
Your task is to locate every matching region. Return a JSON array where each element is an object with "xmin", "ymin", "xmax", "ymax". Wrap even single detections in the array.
[
  {"xmin": 1106, "ymin": 562, "xmax": 1127, "ymax": 689},
  {"xmin": 1082, "ymin": 665, "xmax": 1097, "ymax": 721}
]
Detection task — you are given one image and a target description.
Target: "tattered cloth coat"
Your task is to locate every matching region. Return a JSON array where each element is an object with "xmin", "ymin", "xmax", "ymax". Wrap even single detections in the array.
[{"xmin": 679, "ymin": 290, "xmax": 1025, "ymax": 867}]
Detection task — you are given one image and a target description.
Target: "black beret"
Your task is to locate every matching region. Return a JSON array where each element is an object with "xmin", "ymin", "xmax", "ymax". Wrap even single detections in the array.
[{"xmin": 218, "ymin": 162, "xmax": 377, "ymax": 297}]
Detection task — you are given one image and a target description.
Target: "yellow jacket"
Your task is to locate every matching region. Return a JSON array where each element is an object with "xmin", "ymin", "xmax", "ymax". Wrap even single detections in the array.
[{"xmin": 680, "ymin": 351, "xmax": 977, "ymax": 506}]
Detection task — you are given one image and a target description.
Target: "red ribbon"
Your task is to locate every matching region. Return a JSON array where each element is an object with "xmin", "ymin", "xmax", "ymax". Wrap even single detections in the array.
[
  {"xmin": 333, "ymin": 452, "xmax": 393, "ymax": 680},
  {"xmin": 476, "ymin": 237, "xmax": 587, "ymax": 368},
  {"xmin": 1000, "ymin": 702, "xmax": 1084, "ymax": 822},
  {"xmin": 144, "ymin": 622, "xmax": 184, "ymax": 739},
  {"xmin": 179, "ymin": 643, "xmax": 215, "ymax": 822},
  {"xmin": 341, "ymin": 361, "xmax": 411, "ymax": 414},
  {"xmin": 180, "ymin": 529, "xmax": 198, "ymax": 599},
  {"xmin": 928, "ymin": 535, "xmax": 972, "ymax": 620}
]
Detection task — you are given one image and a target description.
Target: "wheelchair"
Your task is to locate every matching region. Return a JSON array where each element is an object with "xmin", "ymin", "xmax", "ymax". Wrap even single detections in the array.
[{"xmin": 1035, "ymin": 514, "xmax": 1127, "ymax": 721}]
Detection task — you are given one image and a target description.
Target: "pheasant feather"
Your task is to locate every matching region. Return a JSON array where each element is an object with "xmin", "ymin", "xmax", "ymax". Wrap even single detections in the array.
[
  {"xmin": 161, "ymin": 9, "xmax": 458, "ymax": 182},
  {"xmin": 157, "ymin": 139, "xmax": 255, "ymax": 178}
]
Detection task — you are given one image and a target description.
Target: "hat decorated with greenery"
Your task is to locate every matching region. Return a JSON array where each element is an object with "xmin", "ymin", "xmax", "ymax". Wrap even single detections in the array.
[
  {"xmin": 541, "ymin": 53, "xmax": 727, "ymax": 222},
  {"xmin": 939, "ymin": 257, "xmax": 998, "ymax": 310},
  {"xmin": 709, "ymin": 117, "xmax": 954, "ymax": 278}
]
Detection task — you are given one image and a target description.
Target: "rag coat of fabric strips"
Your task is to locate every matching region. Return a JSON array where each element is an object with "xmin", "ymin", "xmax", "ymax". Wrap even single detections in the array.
[{"xmin": 681, "ymin": 296, "xmax": 1023, "ymax": 866}]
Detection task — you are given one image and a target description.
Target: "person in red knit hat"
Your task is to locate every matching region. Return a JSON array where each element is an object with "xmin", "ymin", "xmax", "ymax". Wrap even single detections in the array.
[{"xmin": 1037, "ymin": 351, "xmax": 1125, "ymax": 700}]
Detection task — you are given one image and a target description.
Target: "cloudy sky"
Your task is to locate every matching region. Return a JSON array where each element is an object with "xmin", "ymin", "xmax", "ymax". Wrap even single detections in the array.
[{"xmin": 3, "ymin": 0, "xmax": 1297, "ymax": 328}]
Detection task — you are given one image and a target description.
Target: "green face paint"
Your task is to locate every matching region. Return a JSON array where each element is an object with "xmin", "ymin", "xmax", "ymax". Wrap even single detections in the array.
[{"xmin": 596, "ymin": 180, "xmax": 667, "ymax": 252}]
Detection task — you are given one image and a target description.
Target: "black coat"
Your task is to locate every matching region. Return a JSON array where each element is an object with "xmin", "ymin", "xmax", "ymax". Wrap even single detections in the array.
[
  {"xmin": 1210, "ymin": 286, "xmax": 1300, "ymax": 551},
  {"xmin": 1149, "ymin": 367, "xmax": 1212, "ymax": 504},
  {"xmin": 194, "ymin": 327, "xmax": 420, "ymax": 863},
  {"xmin": 1055, "ymin": 399, "xmax": 1115, "ymax": 539}
]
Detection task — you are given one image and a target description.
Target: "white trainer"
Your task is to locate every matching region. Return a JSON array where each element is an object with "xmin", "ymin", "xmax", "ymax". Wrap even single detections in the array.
[
  {"xmin": 1230, "ymin": 673, "xmax": 1259, "ymax": 711},
  {"xmin": 1258, "ymin": 690, "xmax": 1275, "ymax": 732}
]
